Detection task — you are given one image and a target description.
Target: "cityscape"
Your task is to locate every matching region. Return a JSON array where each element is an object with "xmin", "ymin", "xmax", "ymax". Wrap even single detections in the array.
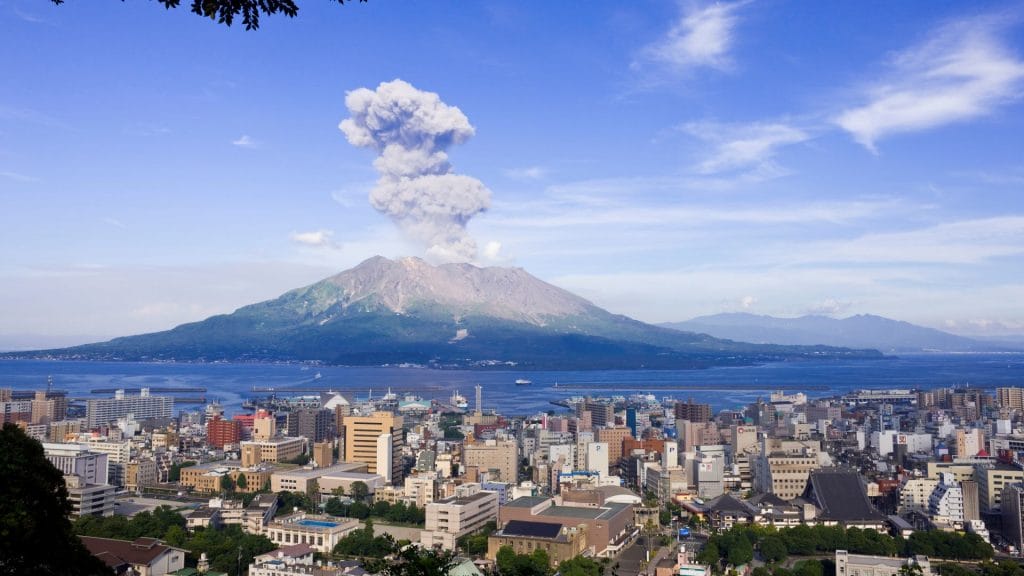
[{"xmin": 2, "ymin": 2, "xmax": 1024, "ymax": 576}]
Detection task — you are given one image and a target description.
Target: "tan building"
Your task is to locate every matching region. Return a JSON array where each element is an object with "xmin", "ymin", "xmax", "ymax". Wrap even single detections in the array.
[
  {"xmin": 313, "ymin": 442, "xmax": 334, "ymax": 468},
  {"xmin": 898, "ymin": 478, "xmax": 939, "ymax": 514},
  {"xmin": 405, "ymin": 475, "xmax": 438, "ymax": 507},
  {"xmin": 753, "ymin": 438, "xmax": 822, "ymax": 500},
  {"xmin": 956, "ymin": 428, "xmax": 985, "ymax": 458},
  {"xmin": 464, "ymin": 439, "xmax": 518, "ymax": 484},
  {"xmin": 241, "ymin": 437, "xmax": 305, "ymax": 467},
  {"xmin": 420, "ymin": 484, "xmax": 499, "ymax": 550},
  {"xmin": 499, "ymin": 496, "xmax": 635, "ymax": 558},
  {"xmin": 48, "ymin": 419, "xmax": 84, "ymax": 443},
  {"xmin": 977, "ymin": 464, "xmax": 1024, "ymax": 514},
  {"xmin": 487, "ymin": 520, "xmax": 588, "ymax": 566},
  {"xmin": 596, "ymin": 427, "xmax": 632, "ymax": 470},
  {"xmin": 998, "ymin": 388, "xmax": 1024, "ymax": 411},
  {"xmin": 253, "ymin": 413, "xmax": 277, "ymax": 441},
  {"xmin": 179, "ymin": 462, "xmax": 271, "ymax": 494},
  {"xmin": 270, "ymin": 462, "xmax": 371, "ymax": 495},
  {"xmin": 343, "ymin": 412, "xmax": 403, "ymax": 483},
  {"xmin": 126, "ymin": 459, "xmax": 158, "ymax": 492}
]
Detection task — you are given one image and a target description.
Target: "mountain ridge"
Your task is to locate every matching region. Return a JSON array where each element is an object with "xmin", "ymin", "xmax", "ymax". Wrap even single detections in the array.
[
  {"xmin": 2, "ymin": 257, "xmax": 884, "ymax": 369},
  {"xmin": 661, "ymin": 312, "xmax": 1022, "ymax": 353}
]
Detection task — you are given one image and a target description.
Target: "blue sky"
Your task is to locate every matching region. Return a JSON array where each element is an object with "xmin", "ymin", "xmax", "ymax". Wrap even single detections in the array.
[{"xmin": 1, "ymin": 0, "xmax": 1023, "ymax": 347}]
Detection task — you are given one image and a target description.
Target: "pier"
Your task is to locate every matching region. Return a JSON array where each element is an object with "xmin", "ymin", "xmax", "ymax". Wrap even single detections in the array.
[{"xmin": 89, "ymin": 387, "xmax": 207, "ymax": 394}]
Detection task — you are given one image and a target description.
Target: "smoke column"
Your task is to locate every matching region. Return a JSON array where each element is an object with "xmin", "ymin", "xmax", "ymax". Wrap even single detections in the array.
[{"xmin": 339, "ymin": 79, "xmax": 491, "ymax": 263}]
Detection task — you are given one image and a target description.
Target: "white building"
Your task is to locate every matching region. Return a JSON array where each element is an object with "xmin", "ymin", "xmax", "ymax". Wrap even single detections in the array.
[
  {"xmin": 264, "ymin": 513, "xmax": 360, "ymax": 554},
  {"xmin": 835, "ymin": 550, "xmax": 931, "ymax": 576},
  {"xmin": 586, "ymin": 442, "xmax": 609, "ymax": 477},
  {"xmin": 86, "ymin": 389, "xmax": 173, "ymax": 428},
  {"xmin": 420, "ymin": 484, "xmax": 499, "ymax": 550},
  {"xmin": 928, "ymin": 474, "xmax": 964, "ymax": 525}
]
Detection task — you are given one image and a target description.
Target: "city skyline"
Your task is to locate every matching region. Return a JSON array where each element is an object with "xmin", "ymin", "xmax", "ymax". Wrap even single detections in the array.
[{"xmin": 2, "ymin": 1, "xmax": 1023, "ymax": 347}]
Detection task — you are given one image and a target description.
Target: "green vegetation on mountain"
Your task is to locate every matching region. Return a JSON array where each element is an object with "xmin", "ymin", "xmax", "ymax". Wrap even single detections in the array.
[{"xmin": 7, "ymin": 256, "xmax": 882, "ymax": 369}]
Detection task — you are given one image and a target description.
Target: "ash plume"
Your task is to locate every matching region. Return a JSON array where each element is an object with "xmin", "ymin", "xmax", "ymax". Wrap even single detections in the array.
[{"xmin": 340, "ymin": 79, "xmax": 491, "ymax": 263}]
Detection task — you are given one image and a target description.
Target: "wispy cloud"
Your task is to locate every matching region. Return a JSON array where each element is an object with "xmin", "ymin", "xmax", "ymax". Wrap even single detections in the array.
[
  {"xmin": 103, "ymin": 217, "xmax": 127, "ymax": 229},
  {"xmin": 0, "ymin": 170, "xmax": 39, "ymax": 183},
  {"xmin": 640, "ymin": 1, "xmax": 745, "ymax": 72},
  {"xmin": 835, "ymin": 15, "xmax": 1024, "ymax": 152},
  {"xmin": 503, "ymin": 166, "xmax": 548, "ymax": 180},
  {"xmin": 231, "ymin": 134, "xmax": 261, "ymax": 149},
  {"xmin": 799, "ymin": 216, "xmax": 1024, "ymax": 265},
  {"xmin": 681, "ymin": 121, "xmax": 810, "ymax": 173},
  {"xmin": 290, "ymin": 229, "xmax": 336, "ymax": 248},
  {"xmin": 489, "ymin": 197, "xmax": 903, "ymax": 229}
]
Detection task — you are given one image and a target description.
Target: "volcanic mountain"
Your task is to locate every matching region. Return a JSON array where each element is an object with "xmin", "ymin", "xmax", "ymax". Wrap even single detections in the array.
[{"xmin": 12, "ymin": 256, "xmax": 882, "ymax": 369}]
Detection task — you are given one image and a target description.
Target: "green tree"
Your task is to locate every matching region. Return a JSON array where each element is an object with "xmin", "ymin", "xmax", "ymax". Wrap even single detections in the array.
[
  {"xmin": 365, "ymin": 545, "xmax": 457, "ymax": 576},
  {"xmin": 761, "ymin": 535, "xmax": 788, "ymax": 564},
  {"xmin": 497, "ymin": 545, "xmax": 550, "ymax": 576},
  {"xmin": 235, "ymin": 472, "xmax": 248, "ymax": 490},
  {"xmin": 558, "ymin": 555, "xmax": 604, "ymax": 576},
  {"xmin": 325, "ymin": 497, "xmax": 346, "ymax": 517},
  {"xmin": 697, "ymin": 541, "xmax": 720, "ymax": 566},
  {"xmin": 350, "ymin": 481, "xmax": 369, "ymax": 501},
  {"xmin": 0, "ymin": 423, "xmax": 110, "ymax": 576},
  {"xmin": 221, "ymin": 474, "xmax": 236, "ymax": 494},
  {"xmin": 168, "ymin": 460, "xmax": 196, "ymax": 482},
  {"xmin": 727, "ymin": 536, "xmax": 754, "ymax": 567},
  {"xmin": 49, "ymin": 0, "xmax": 368, "ymax": 31}
]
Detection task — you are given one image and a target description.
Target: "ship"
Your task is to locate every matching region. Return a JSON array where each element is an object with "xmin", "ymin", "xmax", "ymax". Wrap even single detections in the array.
[
  {"xmin": 515, "ymin": 379, "xmax": 532, "ymax": 386},
  {"xmin": 451, "ymin": 390, "xmax": 469, "ymax": 409}
]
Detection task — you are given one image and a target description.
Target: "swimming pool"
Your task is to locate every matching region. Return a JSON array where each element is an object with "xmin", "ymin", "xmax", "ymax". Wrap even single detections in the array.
[{"xmin": 295, "ymin": 519, "xmax": 339, "ymax": 528}]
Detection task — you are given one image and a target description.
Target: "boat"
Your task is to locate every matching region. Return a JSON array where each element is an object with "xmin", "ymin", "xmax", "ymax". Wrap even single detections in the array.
[
  {"xmin": 451, "ymin": 391, "xmax": 469, "ymax": 409},
  {"xmin": 515, "ymin": 379, "xmax": 532, "ymax": 386}
]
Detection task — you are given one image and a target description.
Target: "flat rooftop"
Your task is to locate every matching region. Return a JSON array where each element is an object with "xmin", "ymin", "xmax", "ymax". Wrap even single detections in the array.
[{"xmin": 505, "ymin": 496, "xmax": 549, "ymax": 508}]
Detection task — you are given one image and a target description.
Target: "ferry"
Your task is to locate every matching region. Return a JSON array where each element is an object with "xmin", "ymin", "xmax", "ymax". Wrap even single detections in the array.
[{"xmin": 515, "ymin": 379, "xmax": 532, "ymax": 386}]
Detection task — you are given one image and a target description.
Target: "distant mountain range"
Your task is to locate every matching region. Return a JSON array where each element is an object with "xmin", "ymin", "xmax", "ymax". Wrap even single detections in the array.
[
  {"xmin": 1, "ymin": 256, "xmax": 882, "ymax": 369},
  {"xmin": 661, "ymin": 313, "xmax": 1024, "ymax": 353}
]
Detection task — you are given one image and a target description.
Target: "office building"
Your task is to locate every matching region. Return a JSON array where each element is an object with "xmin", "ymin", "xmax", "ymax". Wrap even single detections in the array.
[
  {"xmin": 464, "ymin": 439, "xmax": 518, "ymax": 484},
  {"xmin": 835, "ymin": 551, "xmax": 931, "ymax": 576},
  {"xmin": 343, "ymin": 412, "xmax": 404, "ymax": 483},
  {"xmin": 265, "ymin": 513, "xmax": 360, "ymax": 554},
  {"xmin": 43, "ymin": 443, "xmax": 116, "ymax": 517}
]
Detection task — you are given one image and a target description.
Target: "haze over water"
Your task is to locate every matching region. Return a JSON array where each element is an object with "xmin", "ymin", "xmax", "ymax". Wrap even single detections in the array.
[{"xmin": 3, "ymin": 354, "xmax": 1022, "ymax": 417}]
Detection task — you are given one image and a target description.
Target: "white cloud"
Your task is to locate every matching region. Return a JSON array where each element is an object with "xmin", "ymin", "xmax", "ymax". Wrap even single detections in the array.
[
  {"xmin": 806, "ymin": 298, "xmax": 854, "ymax": 316},
  {"xmin": 232, "ymin": 134, "xmax": 261, "ymax": 149},
  {"xmin": 503, "ymin": 166, "xmax": 548, "ymax": 180},
  {"xmin": 740, "ymin": 295, "xmax": 757, "ymax": 309},
  {"xmin": 835, "ymin": 16, "xmax": 1024, "ymax": 152},
  {"xmin": 642, "ymin": 1, "xmax": 745, "ymax": 72},
  {"xmin": 290, "ymin": 230, "xmax": 336, "ymax": 248},
  {"xmin": 0, "ymin": 170, "xmax": 39, "ymax": 183},
  {"xmin": 681, "ymin": 121, "xmax": 810, "ymax": 173}
]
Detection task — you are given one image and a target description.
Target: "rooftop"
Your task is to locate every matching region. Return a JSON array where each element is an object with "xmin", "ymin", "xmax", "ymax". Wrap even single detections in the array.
[
  {"xmin": 499, "ymin": 520, "xmax": 565, "ymax": 540},
  {"xmin": 505, "ymin": 496, "xmax": 549, "ymax": 509}
]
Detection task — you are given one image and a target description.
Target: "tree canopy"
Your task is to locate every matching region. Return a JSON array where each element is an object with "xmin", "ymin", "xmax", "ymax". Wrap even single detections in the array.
[
  {"xmin": 50, "ymin": 0, "xmax": 366, "ymax": 30},
  {"xmin": 0, "ymin": 423, "xmax": 109, "ymax": 576}
]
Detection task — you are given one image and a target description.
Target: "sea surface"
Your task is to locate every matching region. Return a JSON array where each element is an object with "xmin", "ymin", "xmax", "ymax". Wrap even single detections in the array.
[{"xmin": 1, "ymin": 354, "xmax": 1023, "ymax": 417}]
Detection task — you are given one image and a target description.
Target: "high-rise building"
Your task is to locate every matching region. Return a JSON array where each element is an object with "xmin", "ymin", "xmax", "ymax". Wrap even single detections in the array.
[
  {"xmin": 207, "ymin": 415, "xmax": 242, "ymax": 449},
  {"xmin": 596, "ymin": 427, "xmax": 632, "ymax": 471},
  {"xmin": 86, "ymin": 389, "xmax": 173, "ymax": 428},
  {"xmin": 287, "ymin": 408, "xmax": 336, "ymax": 443},
  {"xmin": 998, "ymin": 388, "xmax": 1024, "ymax": 411},
  {"xmin": 584, "ymin": 400, "xmax": 615, "ymax": 428},
  {"xmin": 343, "ymin": 411, "xmax": 404, "ymax": 483},
  {"xmin": 675, "ymin": 399, "xmax": 711, "ymax": 423},
  {"xmin": 31, "ymin": 390, "xmax": 68, "ymax": 425},
  {"xmin": 1004, "ymin": 483, "xmax": 1024, "ymax": 550},
  {"xmin": 464, "ymin": 439, "xmax": 518, "ymax": 484}
]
